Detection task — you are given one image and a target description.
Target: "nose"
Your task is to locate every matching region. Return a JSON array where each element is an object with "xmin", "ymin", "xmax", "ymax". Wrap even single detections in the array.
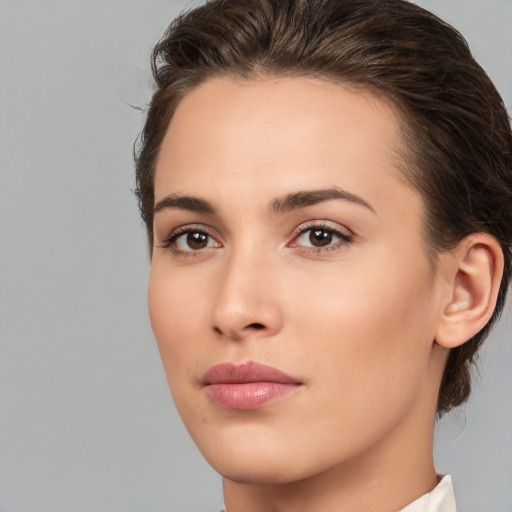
[{"xmin": 210, "ymin": 250, "xmax": 283, "ymax": 342}]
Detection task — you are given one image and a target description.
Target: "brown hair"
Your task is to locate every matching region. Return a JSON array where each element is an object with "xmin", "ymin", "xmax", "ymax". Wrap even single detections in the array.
[{"xmin": 134, "ymin": 0, "xmax": 512, "ymax": 414}]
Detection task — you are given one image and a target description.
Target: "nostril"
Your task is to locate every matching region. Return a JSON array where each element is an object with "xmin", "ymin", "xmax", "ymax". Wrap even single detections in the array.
[
  {"xmin": 248, "ymin": 323, "xmax": 265, "ymax": 330},
  {"xmin": 213, "ymin": 316, "xmax": 272, "ymax": 338},
  {"xmin": 212, "ymin": 323, "xmax": 265, "ymax": 337}
]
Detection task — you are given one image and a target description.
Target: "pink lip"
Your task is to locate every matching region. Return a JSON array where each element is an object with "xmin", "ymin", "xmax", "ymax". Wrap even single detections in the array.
[{"xmin": 202, "ymin": 361, "xmax": 302, "ymax": 410}]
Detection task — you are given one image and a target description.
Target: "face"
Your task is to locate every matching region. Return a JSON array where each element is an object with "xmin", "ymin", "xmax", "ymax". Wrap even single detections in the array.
[{"xmin": 148, "ymin": 77, "xmax": 447, "ymax": 485}]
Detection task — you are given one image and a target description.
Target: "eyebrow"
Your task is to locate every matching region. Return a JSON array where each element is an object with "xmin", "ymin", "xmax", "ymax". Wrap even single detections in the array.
[
  {"xmin": 153, "ymin": 194, "xmax": 217, "ymax": 215},
  {"xmin": 153, "ymin": 187, "xmax": 375, "ymax": 217},
  {"xmin": 268, "ymin": 187, "xmax": 375, "ymax": 215}
]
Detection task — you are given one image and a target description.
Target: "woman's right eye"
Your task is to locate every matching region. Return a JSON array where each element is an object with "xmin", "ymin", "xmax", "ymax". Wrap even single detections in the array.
[{"xmin": 161, "ymin": 227, "xmax": 222, "ymax": 254}]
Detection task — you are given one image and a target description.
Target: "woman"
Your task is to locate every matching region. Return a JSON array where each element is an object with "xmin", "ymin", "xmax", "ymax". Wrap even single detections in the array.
[{"xmin": 135, "ymin": 0, "xmax": 512, "ymax": 510}]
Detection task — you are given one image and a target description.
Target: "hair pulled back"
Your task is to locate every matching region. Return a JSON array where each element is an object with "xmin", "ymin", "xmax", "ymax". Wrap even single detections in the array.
[{"xmin": 135, "ymin": 0, "xmax": 512, "ymax": 414}]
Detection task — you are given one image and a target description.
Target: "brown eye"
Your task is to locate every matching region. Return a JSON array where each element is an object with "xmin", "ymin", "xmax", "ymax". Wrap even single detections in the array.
[
  {"xmin": 292, "ymin": 224, "xmax": 353, "ymax": 251},
  {"xmin": 168, "ymin": 228, "xmax": 221, "ymax": 253},
  {"xmin": 309, "ymin": 229, "xmax": 333, "ymax": 247},
  {"xmin": 186, "ymin": 231, "xmax": 209, "ymax": 250}
]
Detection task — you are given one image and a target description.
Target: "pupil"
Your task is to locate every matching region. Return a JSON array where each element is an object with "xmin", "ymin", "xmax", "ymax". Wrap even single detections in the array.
[
  {"xmin": 187, "ymin": 232, "xmax": 208, "ymax": 249},
  {"xmin": 310, "ymin": 229, "xmax": 332, "ymax": 247}
]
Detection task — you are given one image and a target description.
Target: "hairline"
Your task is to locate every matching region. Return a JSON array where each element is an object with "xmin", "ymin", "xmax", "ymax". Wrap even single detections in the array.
[{"xmin": 148, "ymin": 70, "xmax": 440, "ymax": 269}]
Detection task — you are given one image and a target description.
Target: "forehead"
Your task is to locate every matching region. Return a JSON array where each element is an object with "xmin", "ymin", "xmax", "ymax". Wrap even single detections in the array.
[{"xmin": 154, "ymin": 76, "xmax": 420, "ymax": 223}]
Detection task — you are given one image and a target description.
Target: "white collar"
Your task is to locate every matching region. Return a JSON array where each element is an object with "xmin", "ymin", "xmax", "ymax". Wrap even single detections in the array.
[{"xmin": 401, "ymin": 475, "xmax": 457, "ymax": 512}]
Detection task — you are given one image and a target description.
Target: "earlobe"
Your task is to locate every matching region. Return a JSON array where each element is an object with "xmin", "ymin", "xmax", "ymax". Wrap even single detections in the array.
[{"xmin": 435, "ymin": 234, "xmax": 504, "ymax": 349}]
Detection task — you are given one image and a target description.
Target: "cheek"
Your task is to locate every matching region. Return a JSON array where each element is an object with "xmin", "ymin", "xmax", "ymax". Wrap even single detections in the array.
[
  {"xmin": 147, "ymin": 266, "xmax": 218, "ymax": 434},
  {"xmin": 290, "ymin": 254, "xmax": 437, "ymax": 414},
  {"xmin": 147, "ymin": 265, "xmax": 205, "ymax": 380}
]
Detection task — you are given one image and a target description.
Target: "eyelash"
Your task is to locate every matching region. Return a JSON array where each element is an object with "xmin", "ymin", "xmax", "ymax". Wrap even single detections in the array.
[
  {"xmin": 290, "ymin": 221, "xmax": 354, "ymax": 254},
  {"xmin": 159, "ymin": 225, "xmax": 221, "ymax": 257},
  {"xmin": 159, "ymin": 222, "xmax": 353, "ymax": 257}
]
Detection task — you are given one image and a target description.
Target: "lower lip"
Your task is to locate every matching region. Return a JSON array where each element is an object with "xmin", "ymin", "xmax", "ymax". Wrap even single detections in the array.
[{"xmin": 205, "ymin": 382, "xmax": 300, "ymax": 410}]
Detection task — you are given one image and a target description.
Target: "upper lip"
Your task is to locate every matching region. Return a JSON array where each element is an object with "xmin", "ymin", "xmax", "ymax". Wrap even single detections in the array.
[{"xmin": 202, "ymin": 361, "xmax": 301, "ymax": 385}]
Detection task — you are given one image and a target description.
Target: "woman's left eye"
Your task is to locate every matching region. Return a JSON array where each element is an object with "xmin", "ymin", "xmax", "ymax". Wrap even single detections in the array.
[{"xmin": 290, "ymin": 225, "xmax": 352, "ymax": 250}]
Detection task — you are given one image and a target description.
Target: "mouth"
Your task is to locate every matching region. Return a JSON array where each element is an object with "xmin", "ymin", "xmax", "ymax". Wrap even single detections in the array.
[{"xmin": 201, "ymin": 361, "xmax": 303, "ymax": 410}]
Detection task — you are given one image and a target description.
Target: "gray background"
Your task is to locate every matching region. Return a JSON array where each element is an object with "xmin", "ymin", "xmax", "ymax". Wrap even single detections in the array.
[{"xmin": 0, "ymin": 1, "xmax": 510, "ymax": 511}]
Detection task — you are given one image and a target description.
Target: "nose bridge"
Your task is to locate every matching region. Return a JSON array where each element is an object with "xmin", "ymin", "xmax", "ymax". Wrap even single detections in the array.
[{"xmin": 210, "ymin": 242, "xmax": 282, "ymax": 340}]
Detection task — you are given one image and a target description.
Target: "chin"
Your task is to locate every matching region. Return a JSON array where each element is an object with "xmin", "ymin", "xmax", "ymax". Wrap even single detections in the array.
[
  {"xmin": 214, "ymin": 457, "xmax": 314, "ymax": 486},
  {"xmin": 190, "ymin": 425, "xmax": 341, "ymax": 487},
  {"xmin": 198, "ymin": 440, "xmax": 298, "ymax": 484}
]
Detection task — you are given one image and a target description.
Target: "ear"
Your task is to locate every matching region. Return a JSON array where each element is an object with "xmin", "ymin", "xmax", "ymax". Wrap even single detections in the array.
[{"xmin": 435, "ymin": 233, "xmax": 504, "ymax": 349}]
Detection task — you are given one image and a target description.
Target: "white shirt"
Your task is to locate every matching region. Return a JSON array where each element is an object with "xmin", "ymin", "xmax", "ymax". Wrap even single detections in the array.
[{"xmin": 401, "ymin": 475, "xmax": 457, "ymax": 512}]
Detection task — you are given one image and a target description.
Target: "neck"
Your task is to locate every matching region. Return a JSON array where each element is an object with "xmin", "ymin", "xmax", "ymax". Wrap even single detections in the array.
[
  {"xmin": 223, "ymin": 432, "xmax": 437, "ymax": 512},
  {"xmin": 223, "ymin": 389, "xmax": 440, "ymax": 512}
]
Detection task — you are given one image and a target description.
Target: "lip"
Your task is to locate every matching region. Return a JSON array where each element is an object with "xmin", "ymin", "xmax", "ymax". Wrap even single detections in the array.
[{"xmin": 202, "ymin": 361, "xmax": 303, "ymax": 410}]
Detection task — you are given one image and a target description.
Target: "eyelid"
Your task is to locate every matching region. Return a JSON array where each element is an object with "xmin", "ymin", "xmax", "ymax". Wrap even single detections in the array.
[
  {"xmin": 287, "ymin": 220, "xmax": 354, "ymax": 249},
  {"xmin": 158, "ymin": 223, "xmax": 222, "ymax": 252},
  {"xmin": 156, "ymin": 220, "xmax": 353, "ymax": 255}
]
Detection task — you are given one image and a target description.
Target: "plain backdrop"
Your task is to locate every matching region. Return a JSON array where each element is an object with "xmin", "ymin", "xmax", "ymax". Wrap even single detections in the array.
[{"xmin": 0, "ymin": 1, "xmax": 511, "ymax": 511}]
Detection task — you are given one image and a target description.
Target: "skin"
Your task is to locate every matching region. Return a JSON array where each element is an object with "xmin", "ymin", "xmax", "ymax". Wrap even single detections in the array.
[{"xmin": 147, "ymin": 76, "xmax": 498, "ymax": 511}]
